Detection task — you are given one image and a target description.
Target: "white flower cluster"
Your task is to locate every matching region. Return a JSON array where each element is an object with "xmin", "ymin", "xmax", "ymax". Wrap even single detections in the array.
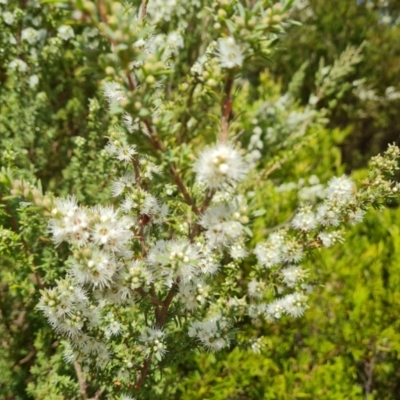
[
  {"xmin": 248, "ymin": 292, "xmax": 308, "ymax": 322},
  {"xmin": 199, "ymin": 200, "xmax": 249, "ymax": 249},
  {"xmin": 290, "ymin": 176, "xmax": 364, "ymax": 232},
  {"xmin": 57, "ymin": 25, "xmax": 75, "ymax": 41},
  {"xmin": 147, "ymin": 238, "xmax": 202, "ymax": 285},
  {"xmin": 178, "ymin": 278, "xmax": 209, "ymax": 310},
  {"xmin": 254, "ymin": 231, "xmax": 303, "ymax": 268},
  {"xmin": 266, "ymin": 292, "xmax": 308, "ymax": 319},
  {"xmin": 106, "ymin": 140, "xmax": 137, "ymax": 163},
  {"xmin": 188, "ymin": 314, "xmax": 232, "ymax": 351},
  {"xmin": 121, "ymin": 187, "xmax": 168, "ymax": 225},
  {"xmin": 49, "ymin": 197, "xmax": 134, "ymax": 252},
  {"xmin": 38, "ymin": 279, "xmax": 98, "ymax": 338},
  {"xmin": 139, "ymin": 327, "xmax": 167, "ymax": 361}
]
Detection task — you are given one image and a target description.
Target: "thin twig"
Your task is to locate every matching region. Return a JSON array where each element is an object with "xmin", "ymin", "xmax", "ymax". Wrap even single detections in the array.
[
  {"xmin": 140, "ymin": 0, "xmax": 147, "ymax": 19},
  {"xmin": 74, "ymin": 360, "xmax": 88, "ymax": 400},
  {"xmin": 220, "ymin": 76, "xmax": 234, "ymax": 143},
  {"xmin": 136, "ymin": 357, "xmax": 152, "ymax": 390},
  {"xmin": 158, "ymin": 284, "xmax": 178, "ymax": 326},
  {"xmin": 136, "ymin": 284, "xmax": 178, "ymax": 388},
  {"xmin": 89, "ymin": 389, "xmax": 104, "ymax": 400},
  {"xmin": 143, "ymin": 119, "xmax": 200, "ymax": 215},
  {"xmin": 17, "ymin": 350, "xmax": 35, "ymax": 366},
  {"xmin": 364, "ymin": 356, "xmax": 375, "ymax": 399},
  {"xmin": 135, "ymin": 287, "xmax": 164, "ymax": 306},
  {"xmin": 127, "ymin": 73, "xmax": 136, "ymax": 91}
]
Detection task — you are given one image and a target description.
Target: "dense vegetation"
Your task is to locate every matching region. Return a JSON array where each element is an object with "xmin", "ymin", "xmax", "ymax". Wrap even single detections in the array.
[{"xmin": 1, "ymin": 0, "xmax": 400, "ymax": 399}]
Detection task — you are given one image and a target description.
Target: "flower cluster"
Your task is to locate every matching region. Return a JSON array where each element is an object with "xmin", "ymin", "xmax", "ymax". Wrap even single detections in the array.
[{"xmin": 188, "ymin": 314, "xmax": 233, "ymax": 351}]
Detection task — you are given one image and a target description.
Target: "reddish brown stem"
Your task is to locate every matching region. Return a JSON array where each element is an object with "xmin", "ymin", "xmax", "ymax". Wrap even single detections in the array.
[
  {"xmin": 220, "ymin": 76, "xmax": 234, "ymax": 143},
  {"xmin": 140, "ymin": 0, "xmax": 147, "ymax": 19},
  {"xmin": 143, "ymin": 119, "xmax": 200, "ymax": 215},
  {"xmin": 127, "ymin": 72, "xmax": 136, "ymax": 91},
  {"xmin": 136, "ymin": 284, "xmax": 178, "ymax": 388},
  {"xmin": 136, "ymin": 357, "xmax": 152, "ymax": 390},
  {"xmin": 135, "ymin": 287, "xmax": 164, "ymax": 306}
]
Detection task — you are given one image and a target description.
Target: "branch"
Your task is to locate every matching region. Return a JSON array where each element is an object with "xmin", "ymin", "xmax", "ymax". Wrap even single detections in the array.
[
  {"xmin": 190, "ymin": 189, "xmax": 215, "ymax": 240},
  {"xmin": 17, "ymin": 350, "xmax": 35, "ymax": 366},
  {"xmin": 364, "ymin": 355, "xmax": 375, "ymax": 399},
  {"xmin": 135, "ymin": 357, "xmax": 152, "ymax": 390},
  {"xmin": 135, "ymin": 287, "xmax": 164, "ymax": 306},
  {"xmin": 220, "ymin": 76, "xmax": 234, "ymax": 143},
  {"xmin": 158, "ymin": 284, "xmax": 178, "ymax": 326},
  {"xmin": 169, "ymin": 164, "xmax": 200, "ymax": 215},
  {"xmin": 136, "ymin": 284, "xmax": 178, "ymax": 388},
  {"xmin": 89, "ymin": 390, "xmax": 104, "ymax": 400},
  {"xmin": 74, "ymin": 360, "xmax": 88, "ymax": 400},
  {"xmin": 143, "ymin": 119, "xmax": 200, "ymax": 215},
  {"xmin": 140, "ymin": 0, "xmax": 147, "ymax": 19}
]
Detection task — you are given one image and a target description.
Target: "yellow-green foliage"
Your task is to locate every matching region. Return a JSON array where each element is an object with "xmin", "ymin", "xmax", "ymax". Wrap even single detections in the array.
[{"xmin": 174, "ymin": 206, "xmax": 400, "ymax": 399}]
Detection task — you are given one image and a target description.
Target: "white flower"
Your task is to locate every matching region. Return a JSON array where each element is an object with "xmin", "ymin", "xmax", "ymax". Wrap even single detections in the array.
[
  {"xmin": 230, "ymin": 243, "xmax": 248, "ymax": 260},
  {"xmin": 199, "ymin": 204, "xmax": 244, "ymax": 248},
  {"xmin": 21, "ymin": 27, "xmax": 40, "ymax": 44},
  {"xmin": 139, "ymin": 327, "xmax": 167, "ymax": 360},
  {"xmin": 111, "ymin": 173, "xmax": 136, "ymax": 197},
  {"xmin": 216, "ymin": 37, "xmax": 244, "ymax": 69},
  {"xmin": 194, "ymin": 143, "xmax": 247, "ymax": 189},
  {"xmin": 316, "ymin": 204, "xmax": 340, "ymax": 226},
  {"xmin": 164, "ymin": 31, "xmax": 184, "ymax": 56},
  {"xmin": 62, "ymin": 342, "xmax": 75, "ymax": 364},
  {"xmin": 103, "ymin": 81, "xmax": 125, "ymax": 103},
  {"xmin": 326, "ymin": 175, "xmax": 354, "ymax": 205},
  {"xmin": 120, "ymin": 395, "xmax": 136, "ymax": 400},
  {"xmin": 254, "ymin": 232, "xmax": 285, "ymax": 268},
  {"xmin": 318, "ymin": 231, "xmax": 334, "ymax": 247},
  {"xmin": 266, "ymin": 293, "xmax": 308, "ymax": 320},
  {"xmin": 266, "ymin": 299, "xmax": 286, "ymax": 320},
  {"xmin": 146, "ymin": 0, "xmax": 178, "ymax": 23},
  {"xmin": 298, "ymin": 184, "xmax": 326, "ymax": 202},
  {"xmin": 38, "ymin": 280, "xmax": 96, "ymax": 338},
  {"xmin": 247, "ymin": 303, "xmax": 267, "ymax": 320},
  {"xmin": 69, "ymin": 248, "xmax": 118, "ymax": 289},
  {"xmin": 147, "ymin": 239, "xmax": 201, "ymax": 284},
  {"xmin": 112, "ymin": 143, "xmax": 137, "ymax": 163},
  {"xmin": 247, "ymin": 279, "xmax": 264, "ymax": 299},
  {"xmin": 188, "ymin": 314, "xmax": 232, "ymax": 351},
  {"xmin": 8, "ymin": 59, "xmax": 28, "ymax": 72},
  {"xmin": 105, "ymin": 320, "xmax": 122, "ymax": 337},
  {"xmin": 58, "ymin": 25, "xmax": 75, "ymax": 41},
  {"xmin": 292, "ymin": 208, "xmax": 317, "ymax": 231},
  {"xmin": 178, "ymin": 279, "xmax": 208, "ymax": 310},
  {"xmin": 2, "ymin": 11, "xmax": 14, "ymax": 25},
  {"xmin": 195, "ymin": 242, "xmax": 220, "ymax": 275},
  {"xmin": 48, "ymin": 196, "xmax": 88, "ymax": 246},
  {"xmin": 348, "ymin": 208, "xmax": 366, "ymax": 225},
  {"xmin": 318, "ymin": 231, "xmax": 343, "ymax": 247},
  {"xmin": 281, "ymin": 266, "xmax": 307, "ymax": 287},
  {"xmin": 282, "ymin": 292, "xmax": 308, "ymax": 318},
  {"xmin": 29, "ymin": 75, "xmax": 39, "ymax": 88}
]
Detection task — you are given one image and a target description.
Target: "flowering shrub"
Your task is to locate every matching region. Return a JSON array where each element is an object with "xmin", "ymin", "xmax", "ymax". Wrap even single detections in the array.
[{"xmin": 1, "ymin": 0, "xmax": 400, "ymax": 399}]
